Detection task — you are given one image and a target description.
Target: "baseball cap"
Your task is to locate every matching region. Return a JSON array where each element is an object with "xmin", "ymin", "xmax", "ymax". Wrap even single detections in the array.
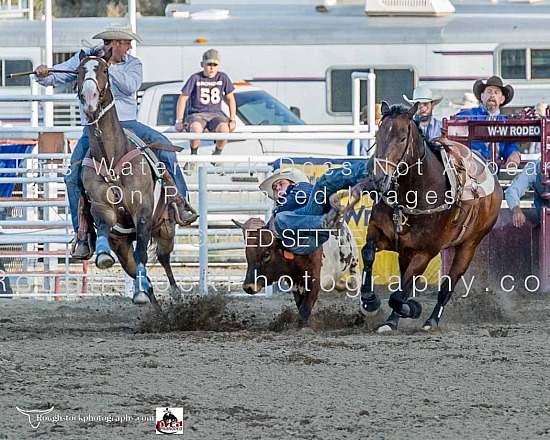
[{"xmin": 202, "ymin": 49, "xmax": 220, "ymax": 65}]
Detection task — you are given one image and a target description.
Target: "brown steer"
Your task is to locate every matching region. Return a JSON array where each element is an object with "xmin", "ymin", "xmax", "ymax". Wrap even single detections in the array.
[{"xmin": 234, "ymin": 218, "xmax": 359, "ymax": 327}]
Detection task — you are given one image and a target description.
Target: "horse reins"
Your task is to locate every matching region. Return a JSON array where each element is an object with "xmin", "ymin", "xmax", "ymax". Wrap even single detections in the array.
[
  {"xmin": 375, "ymin": 118, "xmax": 426, "ymax": 180},
  {"xmin": 380, "ymin": 117, "xmax": 448, "ymax": 251}
]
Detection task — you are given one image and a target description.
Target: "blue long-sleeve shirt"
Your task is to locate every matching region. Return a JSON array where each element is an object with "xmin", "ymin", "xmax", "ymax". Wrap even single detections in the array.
[
  {"xmin": 35, "ymin": 49, "xmax": 143, "ymax": 123},
  {"xmin": 455, "ymin": 106, "xmax": 519, "ymax": 161},
  {"xmin": 273, "ymin": 182, "xmax": 314, "ymax": 215},
  {"xmin": 416, "ymin": 116, "xmax": 442, "ymax": 141}
]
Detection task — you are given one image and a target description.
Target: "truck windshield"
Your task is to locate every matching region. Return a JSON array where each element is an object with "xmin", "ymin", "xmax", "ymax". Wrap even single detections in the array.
[{"xmin": 235, "ymin": 90, "xmax": 305, "ymax": 126}]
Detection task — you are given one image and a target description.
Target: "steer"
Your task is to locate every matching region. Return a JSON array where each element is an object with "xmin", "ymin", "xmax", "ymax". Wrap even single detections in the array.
[{"xmin": 234, "ymin": 218, "xmax": 359, "ymax": 327}]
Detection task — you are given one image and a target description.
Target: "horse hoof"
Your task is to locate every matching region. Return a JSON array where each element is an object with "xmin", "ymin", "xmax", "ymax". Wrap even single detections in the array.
[
  {"xmin": 96, "ymin": 252, "xmax": 115, "ymax": 269},
  {"xmin": 421, "ymin": 318, "xmax": 438, "ymax": 331},
  {"xmin": 359, "ymin": 292, "xmax": 381, "ymax": 316},
  {"xmin": 406, "ymin": 299, "xmax": 422, "ymax": 319},
  {"xmin": 132, "ymin": 291, "xmax": 150, "ymax": 305},
  {"xmin": 376, "ymin": 321, "xmax": 397, "ymax": 333}
]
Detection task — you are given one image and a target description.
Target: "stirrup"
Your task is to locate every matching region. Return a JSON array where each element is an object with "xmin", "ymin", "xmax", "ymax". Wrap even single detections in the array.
[
  {"xmin": 71, "ymin": 234, "xmax": 93, "ymax": 260},
  {"xmin": 172, "ymin": 199, "xmax": 199, "ymax": 226}
]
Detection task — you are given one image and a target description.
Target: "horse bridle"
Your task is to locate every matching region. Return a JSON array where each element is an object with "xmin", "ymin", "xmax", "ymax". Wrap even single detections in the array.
[
  {"xmin": 77, "ymin": 56, "xmax": 115, "ymax": 126},
  {"xmin": 376, "ymin": 116, "xmax": 429, "ymax": 251},
  {"xmin": 375, "ymin": 117, "xmax": 426, "ymax": 180}
]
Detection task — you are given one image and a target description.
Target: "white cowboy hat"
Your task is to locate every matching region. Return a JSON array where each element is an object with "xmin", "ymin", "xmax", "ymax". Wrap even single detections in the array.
[
  {"xmin": 536, "ymin": 102, "xmax": 548, "ymax": 117},
  {"xmin": 403, "ymin": 87, "xmax": 443, "ymax": 105},
  {"xmin": 259, "ymin": 168, "xmax": 309, "ymax": 200},
  {"xmin": 93, "ymin": 26, "xmax": 142, "ymax": 43},
  {"xmin": 450, "ymin": 92, "xmax": 479, "ymax": 110}
]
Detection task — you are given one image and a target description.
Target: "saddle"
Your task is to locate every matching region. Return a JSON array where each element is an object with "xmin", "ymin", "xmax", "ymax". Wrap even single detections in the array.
[
  {"xmin": 124, "ymin": 129, "xmax": 165, "ymax": 181},
  {"xmin": 80, "ymin": 129, "xmax": 192, "ymax": 237},
  {"xmin": 433, "ymin": 136, "xmax": 495, "ymax": 205}
]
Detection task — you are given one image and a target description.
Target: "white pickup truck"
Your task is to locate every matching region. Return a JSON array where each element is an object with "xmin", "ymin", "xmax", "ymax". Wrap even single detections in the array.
[{"xmin": 137, "ymin": 82, "xmax": 345, "ymax": 157}]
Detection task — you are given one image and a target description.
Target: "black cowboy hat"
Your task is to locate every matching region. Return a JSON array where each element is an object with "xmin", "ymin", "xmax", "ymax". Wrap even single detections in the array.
[{"xmin": 473, "ymin": 76, "xmax": 514, "ymax": 107}]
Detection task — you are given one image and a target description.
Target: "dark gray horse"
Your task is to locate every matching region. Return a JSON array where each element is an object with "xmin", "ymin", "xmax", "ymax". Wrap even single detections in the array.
[{"xmin": 77, "ymin": 49, "xmax": 180, "ymax": 305}]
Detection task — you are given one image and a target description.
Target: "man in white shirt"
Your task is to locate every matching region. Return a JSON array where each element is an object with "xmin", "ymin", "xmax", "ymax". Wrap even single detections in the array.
[{"xmin": 35, "ymin": 28, "xmax": 197, "ymax": 259}]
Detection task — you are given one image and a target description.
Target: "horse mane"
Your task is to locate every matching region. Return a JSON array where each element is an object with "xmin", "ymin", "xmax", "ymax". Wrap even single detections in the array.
[
  {"xmin": 89, "ymin": 46, "xmax": 105, "ymax": 58},
  {"xmin": 380, "ymin": 103, "xmax": 445, "ymax": 163},
  {"xmin": 381, "ymin": 104, "xmax": 410, "ymax": 120}
]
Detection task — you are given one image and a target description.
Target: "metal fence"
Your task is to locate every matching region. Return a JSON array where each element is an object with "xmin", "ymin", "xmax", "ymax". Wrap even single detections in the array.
[
  {"xmin": 0, "ymin": 147, "xmax": 284, "ymax": 298},
  {"xmin": 0, "ymin": 72, "xmax": 377, "ymax": 298}
]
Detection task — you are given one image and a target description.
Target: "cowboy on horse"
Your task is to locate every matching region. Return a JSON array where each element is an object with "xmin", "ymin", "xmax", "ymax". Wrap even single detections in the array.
[{"xmin": 33, "ymin": 27, "xmax": 198, "ymax": 260}]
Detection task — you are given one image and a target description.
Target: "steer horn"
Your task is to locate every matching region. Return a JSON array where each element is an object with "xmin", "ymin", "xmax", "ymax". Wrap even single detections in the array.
[{"xmin": 232, "ymin": 219, "xmax": 245, "ymax": 229}]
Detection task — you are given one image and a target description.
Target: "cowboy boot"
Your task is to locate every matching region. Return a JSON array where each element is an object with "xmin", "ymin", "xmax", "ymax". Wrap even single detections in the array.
[
  {"xmin": 172, "ymin": 194, "xmax": 199, "ymax": 226},
  {"xmin": 162, "ymin": 172, "xmax": 199, "ymax": 226},
  {"xmin": 71, "ymin": 194, "xmax": 94, "ymax": 260}
]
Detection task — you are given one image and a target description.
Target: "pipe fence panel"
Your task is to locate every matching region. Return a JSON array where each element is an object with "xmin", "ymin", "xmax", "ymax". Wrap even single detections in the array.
[{"xmin": 0, "ymin": 145, "xmax": 281, "ymax": 298}]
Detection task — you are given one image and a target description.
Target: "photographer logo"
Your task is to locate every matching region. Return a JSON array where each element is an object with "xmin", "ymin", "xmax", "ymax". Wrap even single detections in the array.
[
  {"xmin": 155, "ymin": 407, "xmax": 184, "ymax": 435},
  {"xmin": 16, "ymin": 406, "xmax": 55, "ymax": 429}
]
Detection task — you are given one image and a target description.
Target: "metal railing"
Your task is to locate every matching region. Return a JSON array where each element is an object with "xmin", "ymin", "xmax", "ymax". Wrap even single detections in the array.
[
  {"xmin": 0, "ymin": 72, "xmax": 376, "ymax": 298},
  {"xmin": 0, "ymin": 146, "xmax": 285, "ymax": 297}
]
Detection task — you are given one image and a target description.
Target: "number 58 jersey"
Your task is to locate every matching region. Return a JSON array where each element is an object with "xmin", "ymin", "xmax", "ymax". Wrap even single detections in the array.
[{"xmin": 181, "ymin": 71, "xmax": 235, "ymax": 115}]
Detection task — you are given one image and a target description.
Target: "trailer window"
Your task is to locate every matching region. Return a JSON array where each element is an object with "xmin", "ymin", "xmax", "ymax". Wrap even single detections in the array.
[
  {"xmin": 328, "ymin": 67, "xmax": 415, "ymax": 114},
  {"xmin": 500, "ymin": 49, "xmax": 527, "ymax": 79},
  {"xmin": 2, "ymin": 59, "xmax": 33, "ymax": 87},
  {"xmin": 499, "ymin": 47, "xmax": 550, "ymax": 80},
  {"xmin": 53, "ymin": 52, "xmax": 73, "ymax": 65},
  {"xmin": 531, "ymin": 49, "xmax": 550, "ymax": 79}
]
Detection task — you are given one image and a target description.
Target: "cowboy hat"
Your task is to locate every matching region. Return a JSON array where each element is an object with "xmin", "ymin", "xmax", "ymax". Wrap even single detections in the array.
[
  {"xmin": 536, "ymin": 102, "xmax": 548, "ymax": 117},
  {"xmin": 450, "ymin": 92, "xmax": 479, "ymax": 110},
  {"xmin": 259, "ymin": 168, "xmax": 309, "ymax": 200},
  {"xmin": 403, "ymin": 87, "xmax": 443, "ymax": 105},
  {"xmin": 472, "ymin": 76, "xmax": 514, "ymax": 107},
  {"xmin": 93, "ymin": 27, "xmax": 142, "ymax": 43}
]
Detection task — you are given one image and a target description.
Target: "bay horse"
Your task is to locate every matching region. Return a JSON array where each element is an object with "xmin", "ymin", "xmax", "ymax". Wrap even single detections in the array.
[
  {"xmin": 347, "ymin": 102, "xmax": 502, "ymax": 331},
  {"xmin": 77, "ymin": 49, "xmax": 180, "ymax": 305}
]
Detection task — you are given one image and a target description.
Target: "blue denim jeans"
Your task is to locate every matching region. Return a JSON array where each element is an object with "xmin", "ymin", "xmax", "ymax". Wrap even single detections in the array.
[
  {"xmin": 295, "ymin": 159, "xmax": 372, "ymax": 216},
  {"xmin": 273, "ymin": 159, "xmax": 372, "ymax": 255},
  {"xmin": 64, "ymin": 121, "xmax": 189, "ymax": 232}
]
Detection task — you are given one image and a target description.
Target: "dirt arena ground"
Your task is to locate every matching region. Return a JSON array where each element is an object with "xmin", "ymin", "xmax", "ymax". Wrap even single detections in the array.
[{"xmin": 0, "ymin": 286, "xmax": 549, "ymax": 439}]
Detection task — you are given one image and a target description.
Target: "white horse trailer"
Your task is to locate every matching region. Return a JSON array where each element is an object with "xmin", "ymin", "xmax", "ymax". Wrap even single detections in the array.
[{"xmin": 2, "ymin": 0, "xmax": 550, "ymax": 124}]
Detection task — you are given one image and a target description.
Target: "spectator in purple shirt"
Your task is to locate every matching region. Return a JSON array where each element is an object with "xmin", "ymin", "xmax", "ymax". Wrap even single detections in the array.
[{"xmin": 175, "ymin": 49, "xmax": 237, "ymax": 156}]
